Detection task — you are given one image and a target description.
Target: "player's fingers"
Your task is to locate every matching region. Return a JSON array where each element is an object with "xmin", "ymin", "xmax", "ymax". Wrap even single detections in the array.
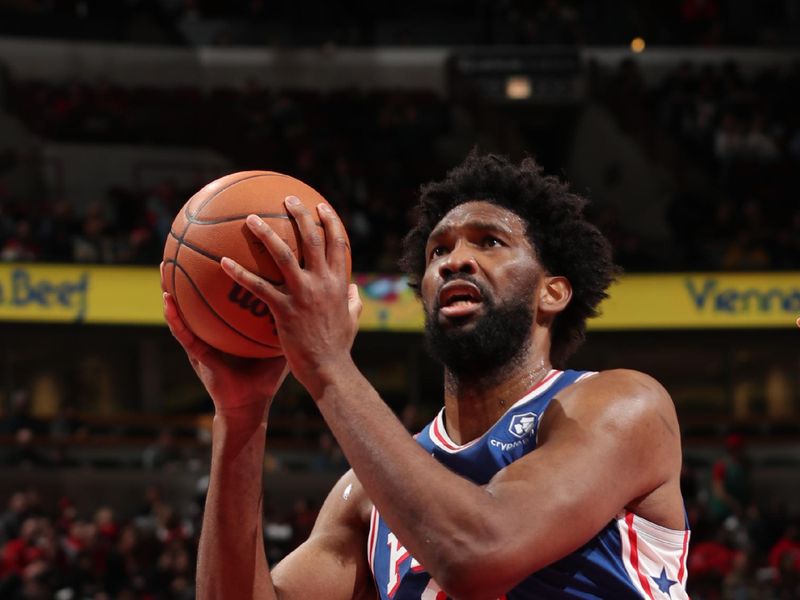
[
  {"xmin": 244, "ymin": 214, "xmax": 303, "ymax": 287},
  {"xmin": 163, "ymin": 291, "xmax": 192, "ymax": 345},
  {"xmin": 220, "ymin": 256, "xmax": 288, "ymax": 312},
  {"xmin": 283, "ymin": 196, "xmax": 325, "ymax": 272},
  {"xmin": 159, "ymin": 261, "xmax": 166, "ymax": 292},
  {"xmin": 317, "ymin": 202, "xmax": 349, "ymax": 276}
]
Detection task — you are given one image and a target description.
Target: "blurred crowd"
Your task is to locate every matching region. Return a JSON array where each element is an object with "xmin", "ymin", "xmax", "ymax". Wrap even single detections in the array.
[
  {"xmin": 0, "ymin": 481, "xmax": 342, "ymax": 600},
  {"xmin": 1, "ymin": 84, "xmax": 449, "ymax": 272},
  {"xmin": 683, "ymin": 435, "xmax": 800, "ymax": 599},
  {"xmin": 591, "ymin": 57, "xmax": 800, "ymax": 271},
  {"xmin": 1, "ymin": 0, "xmax": 799, "ymax": 47},
  {"xmin": 0, "ymin": 387, "xmax": 352, "ymax": 472},
  {"xmin": 2, "ymin": 56, "xmax": 800, "ymax": 273},
  {"xmin": 0, "ymin": 485, "xmax": 199, "ymax": 599},
  {"xmin": 0, "ymin": 190, "xmax": 170, "ymax": 266}
]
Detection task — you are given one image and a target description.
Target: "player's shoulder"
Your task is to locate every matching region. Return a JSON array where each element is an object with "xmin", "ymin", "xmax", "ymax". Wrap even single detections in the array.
[
  {"xmin": 553, "ymin": 368, "xmax": 677, "ymax": 433},
  {"xmin": 567, "ymin": 368, "xmax": 671, "ymax": 405},
  {"xmin": 325, "ymin": 468, "xmax": 373, "ymax": 527}
]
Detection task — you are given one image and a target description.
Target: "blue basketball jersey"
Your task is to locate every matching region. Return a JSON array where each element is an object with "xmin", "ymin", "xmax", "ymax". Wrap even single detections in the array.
[{"xmin": 367, "ymin": 369, "xmax": 690, "ymax": 599}]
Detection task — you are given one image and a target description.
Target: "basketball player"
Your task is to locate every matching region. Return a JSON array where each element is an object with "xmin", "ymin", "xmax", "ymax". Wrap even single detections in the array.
[{"xmin": 163, "ymin": 154, "xmax": 690, "ymax": 598}]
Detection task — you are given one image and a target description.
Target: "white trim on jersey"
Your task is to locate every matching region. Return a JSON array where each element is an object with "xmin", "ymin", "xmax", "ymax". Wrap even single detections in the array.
[
  {"xmin": 507, "ymin": 369, "xmax": 565, "ymax": 411},
  {"xmin": 367, "ymin": 505, "xmax": 379, "ymax": 574},
  {"xmin": 617, "ymin": 511, "xmax": 690, "ymax": 599},
  {"xmin": 429, "ymin": 370, "xmax": 564, "ymax": 454}
]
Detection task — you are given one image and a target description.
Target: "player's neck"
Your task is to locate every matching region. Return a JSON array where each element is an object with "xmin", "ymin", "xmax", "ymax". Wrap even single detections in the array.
[{"xmin": 441, "ymin": 346, "xmax": 551, "ymax": 446}]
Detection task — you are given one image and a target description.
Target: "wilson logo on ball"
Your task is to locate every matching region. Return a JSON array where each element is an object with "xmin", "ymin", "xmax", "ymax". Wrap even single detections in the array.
[{"xmin": 228, "ymin": 283, "xmax": 273, "ymax": 319}]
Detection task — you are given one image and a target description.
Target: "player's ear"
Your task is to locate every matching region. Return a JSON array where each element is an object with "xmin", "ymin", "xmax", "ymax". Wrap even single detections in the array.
[{"xmin": 538, "ymin": 275, "xmax": 572, "ymax": 315}]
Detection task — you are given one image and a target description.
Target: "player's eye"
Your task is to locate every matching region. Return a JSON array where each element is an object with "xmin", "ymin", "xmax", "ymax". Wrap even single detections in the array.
[
  {"xmin": 482, "ymin": 236, "xmax": 503, "ymax": 248},
  {"xmin": 430, "ymin": 245, "xmax": 448, "ymax": 259}
]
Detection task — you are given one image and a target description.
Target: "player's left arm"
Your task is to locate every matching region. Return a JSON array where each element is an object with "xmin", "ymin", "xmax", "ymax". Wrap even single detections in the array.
[
  {"xmin": 221, "ymin": 199, "xmax": 683, "ymax": 600},
  {"xmin": 311, "ymin": 366, "xmax": 680, "ymax": 600}
]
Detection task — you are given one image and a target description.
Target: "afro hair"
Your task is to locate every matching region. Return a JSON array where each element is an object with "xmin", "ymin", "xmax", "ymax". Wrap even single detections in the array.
[{"xmin": 398, "ymin": 152, "xmax": 618, "ymax": 367}]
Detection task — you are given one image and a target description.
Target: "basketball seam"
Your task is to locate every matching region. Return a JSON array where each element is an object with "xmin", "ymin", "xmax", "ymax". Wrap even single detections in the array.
[
  {"xmin": 168, "ymin": 230, "xmax": 283, "ymax": 286},
  {"xmin": 185, "ymin": 172, "xmax": 290, "ymax": 221},
  {"xmin": 164, "ymin": 257, "xmax": 281, "ymax": 351},
  {"xmin": 186, "ymin": 214, "xmax": 323, "ymax": 227},
  {"xmin": 171, "ymin": 224, "xmax": 182, "ymax": 319},
  {"xmin": 177, "ymin": 173, "xmax": 292, "ymax": 290}
]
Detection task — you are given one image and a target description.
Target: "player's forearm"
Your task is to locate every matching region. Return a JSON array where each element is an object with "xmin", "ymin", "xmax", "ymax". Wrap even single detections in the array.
[
  {"xmin": 309, "ymin": 359, "xmax": 499, "ymax": 589},
  {"xmin": 197, "ymin": 411, "xmax": 278, "ymax": 600}
]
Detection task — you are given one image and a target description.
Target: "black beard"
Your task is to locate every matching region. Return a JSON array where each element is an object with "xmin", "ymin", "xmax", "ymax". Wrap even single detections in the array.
[{"xmin": 424, "ymin": 284, "xmax": 534, "ymax": 379}]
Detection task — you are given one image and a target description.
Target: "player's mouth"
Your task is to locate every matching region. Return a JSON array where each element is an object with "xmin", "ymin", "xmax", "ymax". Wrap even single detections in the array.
[{"xmin": 437, "ymin": 280, "xmax": 484, "ymax": 319}]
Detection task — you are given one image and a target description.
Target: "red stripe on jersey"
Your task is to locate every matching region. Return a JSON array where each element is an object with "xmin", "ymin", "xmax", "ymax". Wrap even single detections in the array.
[
  {"xmin": 367, "ymin": 506, "xmax": 379, "ymax": 571},
  {"xmin": 432, "ymin": 416, "xmax": 461, "ymax": 451},
  {"xmin": 388, "ymin": 548, "xmax": 410, "ymax": 598},
  {"xmin": 625, "ymin": 513, "xmax": 656, "ymax": 600},
  {"xmin": 678, "ymin": 528, "xmax": 690, "ymax": 583},
  {"xmin": 521, "ymin": 369, "xmax": 561, "ymax": 397}
]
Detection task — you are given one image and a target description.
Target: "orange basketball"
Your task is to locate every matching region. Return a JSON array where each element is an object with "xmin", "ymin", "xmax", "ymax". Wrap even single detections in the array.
[{"xmin": 162, "ymin": 171, "xmax": 351, "ymax": 358}]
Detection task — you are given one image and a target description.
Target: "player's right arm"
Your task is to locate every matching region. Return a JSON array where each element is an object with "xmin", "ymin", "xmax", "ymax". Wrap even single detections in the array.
[
  {"xmin": 163, "ymin": 289, "xmax": 373, "ymax": 600},
  {"xmin": 201, "ymin": 415, "xmax": 374, "ymax": 600}
]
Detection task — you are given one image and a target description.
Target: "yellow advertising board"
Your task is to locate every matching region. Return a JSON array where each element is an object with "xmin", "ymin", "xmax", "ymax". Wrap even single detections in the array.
[
  {"xmin": 351, "ymin": 273, "xmax": 800, "ymax": 330},
  {"xmin": 594, "ymin": 273, "xmax": 800, "ymax": 329},
  {"xmin": 0, "ymin": 265, "xmax": 797, "ymax": 330},
  {"xmin": 0, "ymin": 264, "xmax": 163, "ymax": 325}
]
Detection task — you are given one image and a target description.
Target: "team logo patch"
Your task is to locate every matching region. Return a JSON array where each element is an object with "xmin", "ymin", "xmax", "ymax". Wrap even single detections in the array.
[{"xmin": 509, "ymin": 412, "xmax": 538, "ymax": 439}]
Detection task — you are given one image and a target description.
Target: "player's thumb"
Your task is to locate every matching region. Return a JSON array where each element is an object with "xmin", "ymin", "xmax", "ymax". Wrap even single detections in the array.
[{"xmin": 347, "ymin": 283, "xmax": 363, "ymax": 320}]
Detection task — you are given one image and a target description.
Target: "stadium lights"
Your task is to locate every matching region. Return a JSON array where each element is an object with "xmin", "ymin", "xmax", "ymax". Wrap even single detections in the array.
[{"xmin": 506, "ymin": 75, "xmax": 532, "ymax": 100}]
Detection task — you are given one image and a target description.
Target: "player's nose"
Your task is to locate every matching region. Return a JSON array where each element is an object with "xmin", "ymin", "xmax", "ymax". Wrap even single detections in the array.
[{"xmin": 438, "ymin": 242, "xmax": 478, "ymax": 278}]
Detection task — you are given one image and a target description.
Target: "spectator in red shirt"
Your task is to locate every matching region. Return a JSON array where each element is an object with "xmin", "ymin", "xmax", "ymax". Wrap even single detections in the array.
[
  {"xmin": 770, "ymin": 523, "xmax": 800, "ymax": 573},
  {"xmin": 1, "ymin": 517, "xmax": 45, "ymax": 577}
]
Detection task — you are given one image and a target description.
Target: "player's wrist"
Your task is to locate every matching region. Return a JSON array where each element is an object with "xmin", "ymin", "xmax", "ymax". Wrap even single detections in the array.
[
  {"xmin": 213, "ymin": 395, "xmax": 271, "ymax": 425},
  {"xmin": 302, "ymin": 355, "xmax": 359, "ymax": 402}
]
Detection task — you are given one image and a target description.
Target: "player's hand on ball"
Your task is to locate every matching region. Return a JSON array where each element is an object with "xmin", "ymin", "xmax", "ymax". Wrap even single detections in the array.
[
  {"xmin": 162, "ymin": 284, "xmax": 288, "ymax": 418},
  {"xmin": 220, "ymin": 196, "xmax": 362, "ymax": 395}
]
